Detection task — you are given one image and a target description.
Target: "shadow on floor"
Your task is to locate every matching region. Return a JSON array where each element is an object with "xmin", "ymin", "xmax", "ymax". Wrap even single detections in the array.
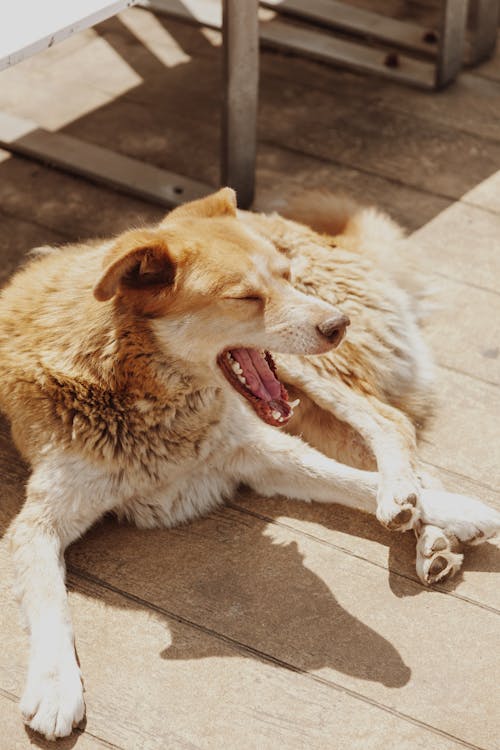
[{"xmin": 1, "ymin": 409, "xmax": 498, "ymax": 703}]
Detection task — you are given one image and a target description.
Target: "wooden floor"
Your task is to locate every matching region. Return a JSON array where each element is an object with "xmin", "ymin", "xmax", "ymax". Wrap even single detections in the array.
[{"xmin": 0, "ymin": 5, "xmax": 499, "ymax": 749}]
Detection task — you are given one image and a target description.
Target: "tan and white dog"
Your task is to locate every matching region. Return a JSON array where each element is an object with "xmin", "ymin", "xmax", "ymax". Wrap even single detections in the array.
[{"xmin": 2, "ymin": 188, "xmax": 499, "ymax": 739}]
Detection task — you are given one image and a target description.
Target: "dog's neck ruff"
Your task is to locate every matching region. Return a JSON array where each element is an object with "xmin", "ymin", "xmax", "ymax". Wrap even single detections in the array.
[{"xmin": 217, "ymin": 348, "xmax": 297, "ymax": 426}]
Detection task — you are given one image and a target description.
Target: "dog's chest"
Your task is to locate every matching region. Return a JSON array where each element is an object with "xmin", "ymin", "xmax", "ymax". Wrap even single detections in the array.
[
  {"xmin": 112, "ymin": 390, "xmax": 245, "ymax": 527},
  {"xmin": 66, "ymin": 384, "xmax": 229, "ymax": 480}
]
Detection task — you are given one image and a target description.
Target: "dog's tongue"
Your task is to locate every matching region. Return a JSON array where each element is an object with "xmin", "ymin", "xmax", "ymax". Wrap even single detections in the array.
[{"xmin": 231, "ymin": 348, "xmax": 282, "ymax": 402}]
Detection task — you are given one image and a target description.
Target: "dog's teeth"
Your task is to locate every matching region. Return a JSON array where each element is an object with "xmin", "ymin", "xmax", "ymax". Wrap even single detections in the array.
[
  {"xmin": 278, "ymin": 416, "xmax": 285, "ymax": 423},
  {"xmin": 289, "ymin": 399, "xmax": 300, "ymax": 408},
  {"xmin": 272, "ymin": 410, "xmax": 281, "ymax": 420},
  {"xmin": 226, "ymin": 352, "xmax": 232, "ymax": 361},
  {"xmin": 237, "ymin": 374, "xmax": 247, "ymax": 384},
  {"xmin": 231, "ymin": 362, "xmax": 243, "ymax": 374}
]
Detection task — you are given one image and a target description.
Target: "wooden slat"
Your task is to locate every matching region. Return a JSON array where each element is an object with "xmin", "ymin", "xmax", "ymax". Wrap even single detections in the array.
[{"xmin": 261, "ymin": 0, "xmax": 436, "ymax": 56}]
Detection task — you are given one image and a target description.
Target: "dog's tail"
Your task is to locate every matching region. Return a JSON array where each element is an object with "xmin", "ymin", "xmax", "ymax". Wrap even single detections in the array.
[
  {"xmin": 283, "ymin": 191, "xmax": 435, "ymax": 320},
  {"xmin": 282, "ymin": 190, "xmax": 403, "ymax": 250}
]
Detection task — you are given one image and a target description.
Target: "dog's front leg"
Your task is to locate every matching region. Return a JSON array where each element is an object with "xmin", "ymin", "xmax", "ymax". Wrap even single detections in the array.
[
  {"xmin": 7, "ymin": 454, "xmax": 116, "ymax": 740},
  {"xmin": 278, "ymin": 362, "xmax": 421, "ymax": 531},
  {"xmin": 234, "ymin": 424, "xmax": 380, "ymax": 512}
]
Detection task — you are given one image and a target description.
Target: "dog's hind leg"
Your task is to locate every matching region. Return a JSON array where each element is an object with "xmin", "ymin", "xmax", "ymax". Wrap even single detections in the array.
[
  {"xmin": 278, "ymin": 362, "xmax": 421, "ymax": 532},
  {"xmin": 7, "ymin": 452, "xmax": 116, "ymax": 739}
]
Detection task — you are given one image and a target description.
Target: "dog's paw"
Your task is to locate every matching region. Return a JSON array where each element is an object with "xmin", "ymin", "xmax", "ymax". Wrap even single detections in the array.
[
  {"xmin": 20, "ymin": 655, "xmax": 85, "ymax": 740},
  {"xmin": 419, "ymin": 489, "xmax": 500, "ymax": 545},
  {"xmin": 415, "ymin": 523, "xmax": 464, "ymax": 586},
  {"xmin": 376, "ymin": 478, "xmax": 421, "ymax": 532}
]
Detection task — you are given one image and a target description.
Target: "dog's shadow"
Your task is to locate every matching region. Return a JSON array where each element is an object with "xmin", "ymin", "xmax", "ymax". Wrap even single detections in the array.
[
  {"xmin": 1, "ymin": 416, "xmax": 498, "ymax": 706},
  {"xmin": 67, "ymin": 504, "xmax": 412, "ymax": 689},
  {"xmin": 229, "ymin": 492, "xmax": 500, "ymax": 599}
]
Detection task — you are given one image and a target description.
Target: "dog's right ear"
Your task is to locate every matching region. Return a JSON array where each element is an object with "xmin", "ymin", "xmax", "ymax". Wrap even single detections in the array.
[
  {"xmin": 162, "ymin": 187, "xmax": 237, "ymax": 223},
  {"xmin": 94, "ymin": 230, "xmax": 176, "ymax": 302}
]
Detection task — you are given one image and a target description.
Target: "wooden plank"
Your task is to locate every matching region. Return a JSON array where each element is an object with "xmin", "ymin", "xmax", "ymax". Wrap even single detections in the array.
[
  {"xmin": 362, "ymin": 73, "xmax": 500, "ymax": 145},
  {"xmin": 0, "ymin": 546, "xmax": 470, "ymax": 750},
  {"xmin": 0, "ymin": 213, "xmax": 67, "ymax": 288},
  {"xmin": 261, "ymin": 0, "xmax": 436, "ymax": 56},
  {"xmin": 421, "ymin": 276, "xmax": 500, "ymax": 384},
  {"xmin": 460, "ymin": 166, "xmax": 500, "ymax": 214},
  {"xmin": 419, "ymin": 367, "xmax": 500, "ymax": 487},
  {"xmin": 0, "ymin": 112, "xmax": 211, "ymax": 209},
  {"xmin": 256, "ymin": 75, "xmax": 500, "ymax": 201},
  {"xmin": 0, "ymin": 0, "xmax": 135, "ymax": 72},
  {"xmin": 260, "ymin": 18, "xmax": 436, "ymax": 89},
  {"xmin": 0, "ymin": 156, "xmax": 163, "ymax": 242},
  {"xmin": 408, "ymin": 200, "xmax": 500, "ymax": 290},
  {"xmin": 64, "ymin": 508, "xmax": 500, "ymax": 749}
]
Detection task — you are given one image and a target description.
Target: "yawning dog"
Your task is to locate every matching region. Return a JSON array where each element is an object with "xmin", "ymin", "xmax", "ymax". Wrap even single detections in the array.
[{"xmin": 2, "ymin": 188, "xmax": 499, "ymax": 739}]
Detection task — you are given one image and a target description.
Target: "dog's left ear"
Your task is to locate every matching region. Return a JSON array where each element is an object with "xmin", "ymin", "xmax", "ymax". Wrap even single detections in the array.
[
  {"xmin": 162, "ymin": 187, "xmax": 237, "ymax": 223},
  {"xmin": 94, "ymin": 230, "xmax": 176, "ymax": 302}
]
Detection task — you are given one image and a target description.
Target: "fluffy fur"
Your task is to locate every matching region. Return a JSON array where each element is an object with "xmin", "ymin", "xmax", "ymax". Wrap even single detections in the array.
[{"xmin": 2, "ymin": 188, "xmax": 499, "ymax": 740}]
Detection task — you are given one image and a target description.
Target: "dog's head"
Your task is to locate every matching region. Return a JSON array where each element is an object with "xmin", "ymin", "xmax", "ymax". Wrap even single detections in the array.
[{"xmin": 94, "ymin": 188, "xmax": 349, "ymax": 426}]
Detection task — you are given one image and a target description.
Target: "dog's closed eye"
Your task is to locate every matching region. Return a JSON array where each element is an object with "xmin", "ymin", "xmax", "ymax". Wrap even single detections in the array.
[{"xmin": 223, "ymin": 293, "xmax": 262, "ymax": 302}]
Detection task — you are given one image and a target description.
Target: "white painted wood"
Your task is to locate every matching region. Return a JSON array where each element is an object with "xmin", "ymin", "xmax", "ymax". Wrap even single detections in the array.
[{"xmin": 0, "ymin": 0, "xmax": 136, "ymax": 71}]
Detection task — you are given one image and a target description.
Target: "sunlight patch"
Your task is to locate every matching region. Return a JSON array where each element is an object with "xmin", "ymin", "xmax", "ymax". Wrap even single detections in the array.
[{"xmin": 120, "ymin": 8, "xmax": 191, "ymax": 68}]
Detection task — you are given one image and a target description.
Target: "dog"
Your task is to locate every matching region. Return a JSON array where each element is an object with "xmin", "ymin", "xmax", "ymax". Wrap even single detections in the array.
[{"xmin": 1, "ymin": 188, "xmax": 499, "ymax": 739}]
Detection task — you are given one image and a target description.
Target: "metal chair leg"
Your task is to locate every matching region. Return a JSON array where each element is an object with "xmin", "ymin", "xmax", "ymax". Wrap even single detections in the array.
[{"xmin": 221, "ymin": 0, "xmax": 259, "ymax": 208}]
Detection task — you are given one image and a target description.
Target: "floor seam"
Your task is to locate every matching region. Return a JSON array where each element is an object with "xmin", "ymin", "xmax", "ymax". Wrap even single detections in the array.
[
  {"xmin": 260, "ymin": 137, "xmax": 500, "ymax": 221},
  {"xmin": 226, "ymin": 503, "xmax": 500, "ymax": 616},
  {"xmin": 0, "ymin": 204, "xmax": 73, "ymax": 242},
  {"xmin": 0, "ymin": 686, "xmax": 125, "ymax": 750},
  {"xmin": 420, "ymin": 460, "xmax": 500, "ymax": 497}
]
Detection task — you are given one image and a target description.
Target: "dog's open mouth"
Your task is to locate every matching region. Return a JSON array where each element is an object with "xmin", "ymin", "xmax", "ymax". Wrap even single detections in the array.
[{"xmin": 217, "ymin": 348, "xmax": 299, "ymax": 427}]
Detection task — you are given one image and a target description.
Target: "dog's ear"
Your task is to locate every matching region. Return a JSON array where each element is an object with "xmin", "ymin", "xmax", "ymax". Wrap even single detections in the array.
[
  {"xmin": 163, "ymin": 187, "xmax": 237, "ymax": 223},
  {"xmin": 94, "ymin": 230, "xmax": 176, "ymax": 302}
]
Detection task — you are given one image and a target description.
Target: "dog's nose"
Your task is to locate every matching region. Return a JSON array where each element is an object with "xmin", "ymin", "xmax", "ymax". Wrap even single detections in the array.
[{"xmin": 317, "ymin": 314, "xmax": 350, "ymax": 347}]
